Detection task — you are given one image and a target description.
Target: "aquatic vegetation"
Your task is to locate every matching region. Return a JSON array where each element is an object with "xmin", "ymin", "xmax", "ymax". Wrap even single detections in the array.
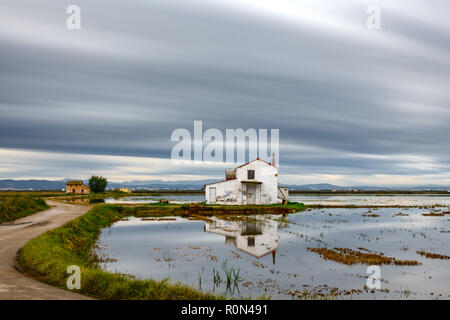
[
  {"xmin": 281, "ymin": 284, "xmax": 362, "ymax": 300},
  {"xmin": 252, "ymin": 261, "xmax": 266, "ymax": 269},
  {"xmin": 398, "ymin": 287, "xmax": 415, "ymax": 299},
  {"xmin": 307, "ymin": 247, "xmax": 421, "ymax": 266},
  {"xmin": 394, "ymin": 212, "xmax": 409, "ymax": 217},
  {"xmin": 198, "ymin": 267, "xmax": 205, "ymax": 291},
  {"xmin": 92, "ymin": 244, "xmax": 118, "ymax": 264},
  {"xmin": 212, "ymin": 268, "xmax": 222, "ymax": 286},
  {"xmin": 207, "ymin": 255, "xmax": 218, "ymax": 262},
  {"xmin": 422, "ymin": 212, "xmax": 445, "ymax": 217},
  {"xmin": 198, "ymin": 260, "xmax": 245, "ymax": 295},
  {"xmin": 416, "ymin": 250, "xmax": 450, "ymax": 260},
  {"xmin": 161, "ymin": 251, "xmax": 175, "ymax": 266},
  {"xmin": 231, "ymin": 251, "xmax": 242, "ymax": 259},
  {"xmin": 362, "ymin": 213, "xmax": 380, "ymax": 217},
  {"xmin": 221, "ymin": 260, "xmax": 243, "ymax": 288},
  {"xmin": 422, "ymin": 210, "xmax": 450, "ymax": 217}
]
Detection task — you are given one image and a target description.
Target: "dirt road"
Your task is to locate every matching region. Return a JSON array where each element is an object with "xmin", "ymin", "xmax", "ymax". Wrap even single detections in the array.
[{"xmin": 0, "ymin": 200, "xmax": 92, "ymax": 300}]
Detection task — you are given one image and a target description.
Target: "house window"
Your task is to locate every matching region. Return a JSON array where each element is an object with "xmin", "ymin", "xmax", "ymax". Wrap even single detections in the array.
[
  {"xmin": 248, "ymin": 237, "xmax": 255, "ymax": 247},
  {"xmin": 247, "ymin": 170, "xmax": 255, "ymax": 180}
]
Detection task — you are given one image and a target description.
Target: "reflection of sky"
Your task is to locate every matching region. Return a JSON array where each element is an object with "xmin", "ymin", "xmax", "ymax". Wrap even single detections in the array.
[
  {"xmin": 103, "ymin": 194, "xmax": 450, "ymax": 207},
  {"xmin": 96, "ymin": 208, "xmax": 450, "ymax": 299},
  {"xmin": 290, "ymin": 195, "xmax": 450, "ymax": 207}
]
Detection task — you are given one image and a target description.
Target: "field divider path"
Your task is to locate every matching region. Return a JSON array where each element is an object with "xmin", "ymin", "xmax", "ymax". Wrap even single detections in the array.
[{"xmin": 0, "ymin": 200, "xmax": 93, "ymax": 300}]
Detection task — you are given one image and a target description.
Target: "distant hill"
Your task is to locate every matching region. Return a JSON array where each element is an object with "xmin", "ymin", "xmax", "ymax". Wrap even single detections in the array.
[
  {"xmin": 106, "ymin": 179, "xmax": 218, "ymax": 190},
  {"xmin": 1, "ymin": 179, "xmax": 449, "ymax": 191},
  {"xmin": 0, "ymin": 179, "xmax": 217, "ymax": 191},
  {"xmin": 0, "ymin": 179, "xmax": 67, "ymax": 190},
  {"xmin": 281, "ymin": 183, "xmax": 346, "ymax": 191},
  {"xmin": 282, "ymin": 183, "xmax": 450, "ymax": 191}
]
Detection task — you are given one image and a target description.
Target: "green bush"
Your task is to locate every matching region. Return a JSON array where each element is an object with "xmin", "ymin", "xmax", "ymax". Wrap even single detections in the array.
[
  {"xmin": 0, "ymin": 195, "xmax": 49, "ymax": 223},
  {"xmin": 88, "ymin": 176, "xmax": 108, "ymax": 193}
]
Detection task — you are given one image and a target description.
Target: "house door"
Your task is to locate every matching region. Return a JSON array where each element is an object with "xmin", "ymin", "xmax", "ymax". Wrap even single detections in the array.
[
  {"xmin": 209, "ymin": 187, "xmax": 216, "ymax": 203},
  {"xmin": 247, "ymin": 184, "xmax": 256, "ymax": 204}
]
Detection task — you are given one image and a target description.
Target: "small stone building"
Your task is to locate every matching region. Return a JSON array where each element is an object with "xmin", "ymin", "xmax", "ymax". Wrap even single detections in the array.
[{"xmin": 66, "ymin": 180, "xmax": 90, "ymax": 194}]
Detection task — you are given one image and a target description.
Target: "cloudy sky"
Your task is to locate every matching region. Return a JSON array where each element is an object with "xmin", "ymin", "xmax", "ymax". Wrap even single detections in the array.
[{"xmin": 1, "ymin": 0, "xmax": 449, "ymax": 185}]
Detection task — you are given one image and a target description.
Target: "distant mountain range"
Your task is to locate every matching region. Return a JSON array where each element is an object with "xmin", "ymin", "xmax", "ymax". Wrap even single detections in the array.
[
  {"xmin": 1, "ymin": 179, "xmax": 450, "ymax": 191},
  {"xmin": 282, "ymin": 183, "xmax": 450, "ymax": 191},
  {"xmin": 0, "ymin": 179, "xmax": 215, "ymax": 191}
]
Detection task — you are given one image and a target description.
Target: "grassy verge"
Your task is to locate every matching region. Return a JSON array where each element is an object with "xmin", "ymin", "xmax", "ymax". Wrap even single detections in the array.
[
  {"xmin": 0, "ymin": 194, "xmax": 49, "ymax": 223},
  {"xmin": 48, "ymin": 196, "xmax": 306, "ymax": 214},
  {"xmin": 128, "ymin": 201, "xmax": 306, "ymax": 216},
  {"xmin": 17, "ymin": 205, "xmax": 219, "ymax": 299}
]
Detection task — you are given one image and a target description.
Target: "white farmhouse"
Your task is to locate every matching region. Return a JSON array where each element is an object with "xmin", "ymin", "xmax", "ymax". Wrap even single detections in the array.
[{"xmin": 205, "ymin": 158, "xmax": 288, "ymax": 205}]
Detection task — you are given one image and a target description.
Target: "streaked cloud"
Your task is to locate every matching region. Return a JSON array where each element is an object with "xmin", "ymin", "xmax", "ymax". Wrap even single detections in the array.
[{"xmin": 0, "ymin": 0, "xmax": 449, "ymax": 185}]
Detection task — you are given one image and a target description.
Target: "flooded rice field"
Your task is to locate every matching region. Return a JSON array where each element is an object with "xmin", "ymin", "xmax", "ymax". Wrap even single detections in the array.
[
  {"xmin": 95, "ymin": 206, "xmax": 450, "ymax": 299},
  {"xmin": 102, "ymin": 194, "xmax": 450, "ymax": 207},
  {"xmin": 289, "ymin": 194, "xmax": 450, "ymax": 207}
]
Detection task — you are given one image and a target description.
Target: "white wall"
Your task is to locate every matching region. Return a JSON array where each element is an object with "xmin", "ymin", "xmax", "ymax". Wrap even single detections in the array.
[
  {"xmin": 205, "ymin": 179, "xmax": 240, "ymax": 204},
  {"xmin": 205, "ymin": 159, "xmax": 281, "ymax": 205},
  {"xmin": 236, "ymin": 160, "xmax": 280, "ymax": 204}
]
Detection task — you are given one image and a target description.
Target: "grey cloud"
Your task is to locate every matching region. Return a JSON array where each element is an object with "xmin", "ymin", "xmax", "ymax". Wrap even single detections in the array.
[{"xmin": 0, "ymin": 0, "xmax": 449, "ymax": 182}]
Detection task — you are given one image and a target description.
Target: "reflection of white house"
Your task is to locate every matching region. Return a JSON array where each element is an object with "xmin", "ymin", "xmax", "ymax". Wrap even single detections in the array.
[
  {"xmin": 204, "ymin": 215, "xmax": 282, "ymax": 263},
  {"xmin": 205, "ymin": 158, "xmax": 288, "ymax": 205}
]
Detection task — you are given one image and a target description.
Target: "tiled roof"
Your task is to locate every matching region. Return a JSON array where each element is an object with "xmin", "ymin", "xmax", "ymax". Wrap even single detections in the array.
[
  {"xmin": 66, "ymin": 180, "xmax": 83, "ymax": 185},
  {"xmin": 204, "ymin": 178, "xmax": 236, "ymax": 186},
  {"xmin": 235, "ymin": 158, "xmax": 275, "ymax": 169}
]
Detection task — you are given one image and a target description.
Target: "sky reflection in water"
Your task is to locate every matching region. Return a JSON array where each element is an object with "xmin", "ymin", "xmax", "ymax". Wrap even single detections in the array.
[{"xmin": 96, "ymin": 204, "xmax": 450, "ymax": 299}]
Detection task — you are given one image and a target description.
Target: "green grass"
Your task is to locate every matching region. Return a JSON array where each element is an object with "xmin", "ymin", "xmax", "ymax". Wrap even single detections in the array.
[
  {"xmin": 17, "ymin": 205, "xmax": 219, "ymax": 300},
  {"xmin": 0, "ymin": 194, "xmax": 49, "ymax": 223},
  {"xmin": 189, "ymin": 201, "xmax": 305, "ymax": 210},
  {"xmin": 136, "ymin": 201, "xmax": 306, "ymax": 216}
]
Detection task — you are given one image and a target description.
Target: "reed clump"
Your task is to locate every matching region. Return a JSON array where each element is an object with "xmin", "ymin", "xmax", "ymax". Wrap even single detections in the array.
[
  {"xmin": 422, "ymin": 211, "xmax": 450, "ymax": 217},
  {"xmin": 416, "ymin": 250, "xmax": 450, "ymax": 260},
  {"xmin": 307, "ymin": 247, "xmax": 421, "ymax": 266},
  {"xmin": 0, "ymin": 194, "xmax": 49, "ymax": 223}
]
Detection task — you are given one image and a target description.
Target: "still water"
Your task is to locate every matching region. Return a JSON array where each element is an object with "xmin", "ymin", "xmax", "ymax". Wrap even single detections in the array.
[
  {"xmin": 96, "ymin": 206, "xmax": 450, "ymax": 299},
  {"xmin": 104, "ymin": 194, "xmax": 450, "ymax": 207},
  {"xmin": 289, "ymin": 194, "xmax": 450, "ymax": 207}
]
